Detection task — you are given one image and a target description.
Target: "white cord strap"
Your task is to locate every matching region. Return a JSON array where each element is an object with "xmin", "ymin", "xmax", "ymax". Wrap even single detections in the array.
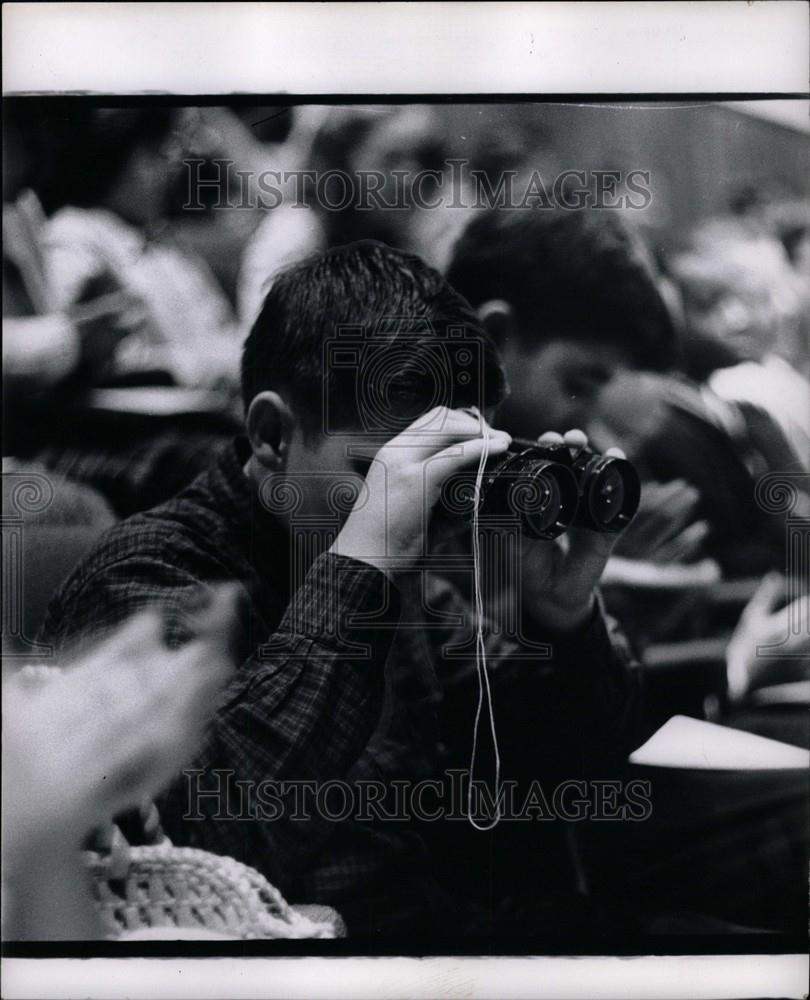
[{"xmin": 467, "ymin": 408, "xmax": 502, "ymax": 831}]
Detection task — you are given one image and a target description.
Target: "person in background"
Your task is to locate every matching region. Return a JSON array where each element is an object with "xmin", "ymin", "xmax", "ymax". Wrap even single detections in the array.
[
  {"xmin": 3, "ymin": 112, "xmax": 129, "ymax": 624},
  {"xmin": 3, "ymin": 106, "xmax": 146, "ymax": 451},
  {"xmin": 235, "ymin": 104, "xmax": 338, "ymax": 329},
  {"xmin": 169, "ymin": 103, "xmax": 350, "ymax": 316},
  {"xmin": 666, "ymin": 217, "xmax": 809, "ymax": 472},
  {"xmin": 237, "ymin": 105, "xmax": 471, "ymax": 328},
  {"xmin": 4, "ymin": 105, "xmax": 245, "ymax": 516},
  {"xmin": 728, "ymin": 185, "xmax": 810, "ymax": 380},
  {"xmin": 443, "ymin": 208, "xmax": 716, "ymax": 583},
  {"xmin": 447, "ymin": 208, "xmax": 801, "ymax": 584},
  {"xmin": 29, "ymin": 106, "xmax": 242, "ymax": 389},
  {"xmin": 446, "ymin": 207, "xmax": 679, "ymax": 435},
  {"xmin": 446, "ymin": 207, "xmax": 808, "ymax": 934}
]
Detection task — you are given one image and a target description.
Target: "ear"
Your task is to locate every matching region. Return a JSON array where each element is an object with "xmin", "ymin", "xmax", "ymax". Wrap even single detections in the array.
[
  {"xmin": 245, "ymin": 391, "xmax": 296, "ymax": 471},
  {"xmin": 477, "ymin": 299, "xmax": 516, "ymax": 350}
]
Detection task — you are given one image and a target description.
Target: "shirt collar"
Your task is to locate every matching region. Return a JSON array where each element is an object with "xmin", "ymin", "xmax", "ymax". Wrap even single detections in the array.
[{"xmin": 207, "ymin": 436, "xmax": 290, "ymax": 564}]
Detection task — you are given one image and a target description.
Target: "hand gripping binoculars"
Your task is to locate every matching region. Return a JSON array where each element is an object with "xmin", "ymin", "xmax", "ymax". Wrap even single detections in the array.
[{"xmin": 443, "ymin": 437, "xmax": 641, "ymax": 540}]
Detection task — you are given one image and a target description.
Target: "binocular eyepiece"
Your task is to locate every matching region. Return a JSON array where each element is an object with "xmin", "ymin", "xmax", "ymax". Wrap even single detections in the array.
[{"xmin": 442, "ymin": 438, "xmax": 641, "ymax": 540}]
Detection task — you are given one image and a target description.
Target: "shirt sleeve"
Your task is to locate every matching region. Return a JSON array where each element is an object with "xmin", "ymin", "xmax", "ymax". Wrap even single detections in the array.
[
  {"xmin": 160, "ymin": 552, "xmax": 402, "ymax": 887},
  {"xmin": 41, "ymin": 546, "xmax": 399, "ymax": 891}
]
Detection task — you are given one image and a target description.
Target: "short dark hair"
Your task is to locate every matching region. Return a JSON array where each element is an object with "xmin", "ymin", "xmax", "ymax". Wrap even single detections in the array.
[
  {"xmin": 446, "ymin": 209, "xmax": 678, "ymax": 369},
  {"xmin": 241, "ymin": 241, "xmax": 507, "ymax": 437}
]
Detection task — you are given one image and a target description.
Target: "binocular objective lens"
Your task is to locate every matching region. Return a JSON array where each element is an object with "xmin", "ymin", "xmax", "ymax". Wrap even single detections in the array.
[{"xmin": 591, "ymin": 465, "xmax": 626, "ymax": 526}]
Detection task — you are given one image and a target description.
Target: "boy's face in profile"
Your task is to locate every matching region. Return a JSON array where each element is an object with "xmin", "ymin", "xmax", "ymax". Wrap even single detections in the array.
[
  {"xmin": 495, "ymin": 336, "xmax": 626, "ymax": 436},
  {"xmin": 271, "ymin": 426, "xmax": 380, "ymax": 526},
  {"xmin": 274, "ymin": 408, "xmax": 495, "ymax": 545}
]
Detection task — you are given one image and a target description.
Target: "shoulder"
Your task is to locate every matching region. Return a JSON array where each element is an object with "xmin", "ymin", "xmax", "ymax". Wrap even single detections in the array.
[
  {"xmin": 41, "ymin": 518, "xmax": 221, "ymax": 659},
  {"xmin": 58, "ymin": 491, "xmax": 237, "ymax": 606},
  {"xmin": 39, "ymin": 441, "xmax": 261, "ymax": 651},
  {"xmin": 42, "ymin": 481, "xmax": 241, "ymax": 643}
]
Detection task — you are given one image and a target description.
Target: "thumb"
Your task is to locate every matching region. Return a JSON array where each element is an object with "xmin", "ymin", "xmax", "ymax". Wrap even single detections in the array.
[
  {"xmin": 565, "ymin": 523, "xmax": 620, "ymax": 570},
  {"xmin": 549, "ymin": 525, "xmax": 619, "ymax": 599}
]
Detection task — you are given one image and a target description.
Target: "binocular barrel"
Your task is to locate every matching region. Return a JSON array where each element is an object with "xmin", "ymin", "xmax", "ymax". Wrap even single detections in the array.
[{"xmin": 442, "ymin": 437, "xmax": 641, "ymax": 540}]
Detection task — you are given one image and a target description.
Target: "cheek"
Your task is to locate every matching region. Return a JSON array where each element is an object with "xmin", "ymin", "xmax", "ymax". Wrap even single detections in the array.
[
  {"xmin": 500, "ymin": 366, "xmax": 567, "ymax": 432},
  {"xmin": 498, "ymin": 397, "xmax": 553, "ymax": 436}
]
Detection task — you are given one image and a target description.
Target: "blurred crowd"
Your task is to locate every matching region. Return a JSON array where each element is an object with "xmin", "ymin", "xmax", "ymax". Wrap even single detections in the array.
[{"xmin": 3, "ymin": 103, "xmax": 809, "ymax": 941}]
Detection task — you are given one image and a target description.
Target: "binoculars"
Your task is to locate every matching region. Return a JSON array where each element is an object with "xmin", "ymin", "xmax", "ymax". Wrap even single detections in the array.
[{"xmin": 443, "ymin": 438, "xmax": 641, "ymax": 540}]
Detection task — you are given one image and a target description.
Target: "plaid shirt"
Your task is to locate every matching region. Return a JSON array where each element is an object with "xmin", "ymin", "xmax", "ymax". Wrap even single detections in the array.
[{"xmin": 40, "ymin": 437, "xmax": 643, "ymax": 935}]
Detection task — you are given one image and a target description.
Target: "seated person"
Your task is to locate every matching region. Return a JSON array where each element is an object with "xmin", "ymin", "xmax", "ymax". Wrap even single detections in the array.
[
  {"xmin": 39, "ymin": 242, "xmax": 642, "ymax": 940},
  {"xmin": 446, "ymin": 211, "xmax": 808, "ymax": 934},
  {"xmin": 445, "ymin": 206, "xmax": 680, "ymax": 437},
  {"xmin": 446, "ymin": 208, "xmax": 799, "ymax": 584},
  {"xmin": 3, "ymin": 120, "xmax": 145, "ymax": 455},
  {"xmin": 4, "ymin": 108, "xmax": 240, "ymax": 515},
  {"xmin": 444, "ymin": 209, "xmax": 714, "ymax": 616},
  {"xmin": 29, "ymin": 106, "xmax": 242, "ymax": 389},
  {"xmin": 666, "ymin": 217, "xmax": 809, "ymax": 472}
]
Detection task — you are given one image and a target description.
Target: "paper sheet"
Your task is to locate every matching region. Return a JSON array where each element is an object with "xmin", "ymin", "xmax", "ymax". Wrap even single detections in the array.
[{"xmin": 629, "ymin": 714, "xmax": 809, "ymax": 770}]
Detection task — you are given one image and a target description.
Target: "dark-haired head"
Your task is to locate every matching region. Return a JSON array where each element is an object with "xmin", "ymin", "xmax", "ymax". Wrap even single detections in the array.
[
  {"xmin": 447, "ymin": 208, "xmax": 677, "ymax": 367},
  {"xmin": 240, "ymin": 241, "xmax": 507, "ymax": 526},
  {"xmin": 242, "ymin": 240, "xmax": 506, "ymax": 438},
  {"xmin": 446, "ymin": 209, "xmax": 679, "ymax": 432}
]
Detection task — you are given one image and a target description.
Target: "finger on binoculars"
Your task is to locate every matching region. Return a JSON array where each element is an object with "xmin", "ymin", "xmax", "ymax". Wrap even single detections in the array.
[{"xmin": 562, "ymin": 429, "xmax": 588, "ymax": 449}]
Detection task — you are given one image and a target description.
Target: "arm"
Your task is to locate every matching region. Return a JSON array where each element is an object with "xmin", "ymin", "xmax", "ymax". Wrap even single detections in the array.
[
  {"xmin": 160, "ymin": 551, "xmax": 401, "ymax": 886},
  {"xmin": 41, "ymin": 546, "xmax": 399, "ymax": 891}
]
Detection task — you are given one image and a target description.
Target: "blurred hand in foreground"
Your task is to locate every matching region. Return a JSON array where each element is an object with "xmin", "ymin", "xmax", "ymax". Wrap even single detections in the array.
[{"xmin": 2, "ymin": 583, "xmax": 240, "ymax": 863}]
